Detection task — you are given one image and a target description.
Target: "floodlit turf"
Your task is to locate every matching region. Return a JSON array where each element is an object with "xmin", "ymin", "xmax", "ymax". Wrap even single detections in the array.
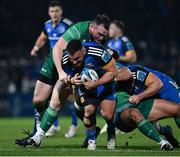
[{"xmin": 0, "ymin": 117, "xmax": 180, "ymax": 156}]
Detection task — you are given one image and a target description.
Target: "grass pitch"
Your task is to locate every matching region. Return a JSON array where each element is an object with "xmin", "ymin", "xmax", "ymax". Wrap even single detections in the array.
[{"xmin": 0, "ymin": 117, "xmax": 180, "ymax": 156}]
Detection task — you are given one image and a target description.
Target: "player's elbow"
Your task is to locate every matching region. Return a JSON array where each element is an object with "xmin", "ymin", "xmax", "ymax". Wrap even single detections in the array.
[
  {"xmin": 126, "ymin": 50, "xmax": 137, "ymax": 63},
  {"xmin": 153, "ymin": 80, "xmax": 163, "ymax": 91},
  {"xmin": 53, "ymin": 37, "xmax": 67, "ymax": 56},
  {"xmin": 130, "ymin": 51, "xmax": 137, "ymax": 63},
  {"xmin": 158, "ymin": 80, "xmax": 163, "ymax": 90}
]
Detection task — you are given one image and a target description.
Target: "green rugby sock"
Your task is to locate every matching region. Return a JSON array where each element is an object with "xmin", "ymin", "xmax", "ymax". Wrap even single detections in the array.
[
  {"xmin": 40, "ymin": 106, "xmax": 58, "ymax": 132},
  {"xmin": 174, "ymin": 118, "xmax": 180, "ymax": 128},
  {"xmin": 137, "ymin": 119, "xmax": 165, "ymax": 142}
]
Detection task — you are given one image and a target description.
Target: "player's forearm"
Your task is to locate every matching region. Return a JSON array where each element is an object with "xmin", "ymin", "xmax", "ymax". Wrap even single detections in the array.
[
  {"xmin": 33, "ymin": 37, "xmax": 46, "ymax": 51},
  {"xmin": 53, "ymin": 45, "xmax": 64, "ymax": 73},
  {"xmin": 138, "ymin": 82, "xmax": 163, "ymax": 100},
  {"xmin": 114, "ymin": 67, "xmax": 132, "ymax": 81},
  {"xmin": 52, "ymin": 38, "xmax": 67, "ymax": 74},
  {"xmin": 32, "ymin": 32, "xmax": 47, "ymax": 52},
  {"xmin": 95, "ymin": 72, "xmax": 114, "ymax": 86}
]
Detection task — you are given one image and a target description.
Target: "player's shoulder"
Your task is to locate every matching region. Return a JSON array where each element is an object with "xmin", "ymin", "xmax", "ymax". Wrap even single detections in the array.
[
  {"xmin": 84, "ymin": 42, "xmax": 112, "ymax": 63},
  {"xmin": 120, "ymin": 36, "xmax": 131, "ymax": 42},
  {"xmin": 84, "ymin": 42, "xmax": 105, "ymax": 55},
  {"xmin": 62, "ymin": 18, "xmax": 73, "ymax": 26},
  {"xmin": 128, "ymin": 65, "xmax": 149, "ymax": 81},
  {"xmin": 44, "ymin": 19, "xmax": 52, "ymax": 25},
  {"xmin": 128, "ymin": 64, "xmax": 146, "ymax": 72}
]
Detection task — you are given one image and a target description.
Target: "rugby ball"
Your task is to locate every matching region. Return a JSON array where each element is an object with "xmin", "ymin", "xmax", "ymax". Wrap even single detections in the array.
[{"xmin": 81, "ymin": 67, "xmax": 99, "ymax": 81}]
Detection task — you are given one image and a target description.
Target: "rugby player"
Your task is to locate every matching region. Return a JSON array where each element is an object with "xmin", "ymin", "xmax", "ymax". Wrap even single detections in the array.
[
  {"xmin": 15, "ymin": 1, "xmax": 78, "ymax": 139},
  {"xmin": 101, "ymin": 19, "xmax": 137, "ymax": 134},
  {"xmin": 52, "ymin": 15, "xmax": 117, "ymax": 147},
  {"xmin": 107, "ymin": 20, "xmax": 137, "ymax": 66},
  {"xmin": 114, "ymin": 90, "xmax": 180, "ymax": 150},
  {"xmin": 127, "ymin": 64, "xmax": 180, "ymax": 147},
  {"xmin": 16, "ymin": 40, "xmax": 117, "ymax": 150},
  {"xmin": 113, "ymin": 65, "xmax": 180, "ymax": 149}
]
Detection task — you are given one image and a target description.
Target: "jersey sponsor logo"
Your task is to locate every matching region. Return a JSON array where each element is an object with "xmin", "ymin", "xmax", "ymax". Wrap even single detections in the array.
[
  {"xmin": 58, "ymin": 25, "xmax": 66, "ymax": 33},
  {"xmin": 47, "ymin": 28, "xmax": 51, "ymax": 33},
  {"xmin": 137, "ymin": 70, "xmax": 147, "ymax": 82},
  {"xmin": 102, "ymin": 50, "xmax": 111, "ymax": 63},
  {"xmin": 48, "ymin": 36, "xmax": 59, "ymax": 40},
  {"xmin": 134, "ymin": 86, "xmax": 140, "ymax": 91},
  {"xmin": 41, "ymin": 68, "xmax": 47, "ymax": 73},
  {"xmin": 85, "ymin": 63, "xmax": 94, "ymax": 68}
]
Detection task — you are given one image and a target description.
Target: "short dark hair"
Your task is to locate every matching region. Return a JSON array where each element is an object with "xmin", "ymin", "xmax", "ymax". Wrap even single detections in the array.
[
  {"xmin": 66, "ymin": 40, "xmax": 83, "ymax": 56},
  {"xmin": 111, "ymin": 20, "xmax": 125, "ymax": 33},
  {"xmin": 92, "ymin": 14, "xmax": 110, "ymax": 30},
  {"xmin": 48, "ymin": 1, "xmax": 63, "ymax": 9}
]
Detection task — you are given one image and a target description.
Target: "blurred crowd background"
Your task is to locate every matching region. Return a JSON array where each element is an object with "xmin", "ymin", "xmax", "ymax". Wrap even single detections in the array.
[{"xmin": 0, "ymin": 0, "xmax": 179, "ymax": 116}]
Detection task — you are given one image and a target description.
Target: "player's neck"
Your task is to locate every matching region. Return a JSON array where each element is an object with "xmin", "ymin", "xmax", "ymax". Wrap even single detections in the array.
[
  {"xmin": 114, "ymin": 33, "xmax": 123, "ymax": 39},
  {"xmin": 52, "ymin": 17, "xmax": 62, "ymax": 27}
]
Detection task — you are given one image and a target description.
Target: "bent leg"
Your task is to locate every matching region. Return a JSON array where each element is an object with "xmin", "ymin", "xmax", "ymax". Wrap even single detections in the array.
[
  {"xmin": 100, "ymin": 100, "xmax": 115, "ymax": 138},
  {"xmin": 84, "ymin": 104, "xmax": 97, "ymax": 141},
  {"xmin": 33, "ymin": 80, "xmax": 53, "ymax": 113},
  {"xmin": 32, "ymin": 80, "xmax": 53, "ymax": 134},
  {"xmin": 120, "ymin": 108, "xmax": 166, "ymax": 143},
  {"xmin": 148, "ymin": 99, "xmax": 180, "ymax": 122},
  {"xmin": 40, "ymin": 80, "xmax": 71, "ymax": 133}
]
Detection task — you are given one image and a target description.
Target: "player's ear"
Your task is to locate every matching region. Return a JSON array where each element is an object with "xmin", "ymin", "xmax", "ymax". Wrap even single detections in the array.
[
  {"xmin": 89, "ymin": 23, "xmax": 96, "ymax": 32},
  {"xmin": 82, "ymin": 47, "xmax": 86, "ymax": 54}
]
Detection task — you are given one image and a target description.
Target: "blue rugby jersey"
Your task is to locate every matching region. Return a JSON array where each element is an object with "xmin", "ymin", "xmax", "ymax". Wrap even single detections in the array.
[
  {"xmin": 128, "ymin": 65, "xmax": 180, "ymax": 103},
  {"xmin": 43, "ymin": 18, "xmax": 72, "ymax": 48},
  {"xmin": 107, "ymin": 36, "xmax": 134, "ymax": 66},
  {"xmin": 62, "ymin": 41, "xmax": 115, "ymax": 100}
]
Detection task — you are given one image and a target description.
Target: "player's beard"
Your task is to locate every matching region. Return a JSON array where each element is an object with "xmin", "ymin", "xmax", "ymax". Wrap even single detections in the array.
[
  {"xmin": 91, "ymin": 36, "xmax": 107, "ymax": 45},
  {"xmin": 73, "ymin": 62, "xmax": 82, "ymax": 69}
]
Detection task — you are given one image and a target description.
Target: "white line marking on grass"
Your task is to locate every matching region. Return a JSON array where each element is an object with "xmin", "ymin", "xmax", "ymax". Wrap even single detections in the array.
[{"xmin": 0, "ymin": 148, "xmax": 180, "ymax": 153}]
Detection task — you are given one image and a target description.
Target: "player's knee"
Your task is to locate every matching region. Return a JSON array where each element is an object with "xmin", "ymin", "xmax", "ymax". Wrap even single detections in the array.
[
  {"xmin": 174, "ymin": 105, "xmax": 180, "ymax": 117},
  {"xmin": 100, "ymin": 109, "xmax": 114, "ymax": 120},
  {"xmin": 84, "ymin": 105, "xmax": 95, "ymax": 117},
  {"xmin": 32, "ymin": 94, "xmax": 45, "ymax": 105},
  {"xmin": 83, "ymin": 112, "xmax": 96, "ymax": 128},
  {"xmin": 129, "ymin": 108, "xmax": 144, "ymax": 123},
  {"xmin": 49, "ymin": 96, "xmax": 61, "ymax": 110}
]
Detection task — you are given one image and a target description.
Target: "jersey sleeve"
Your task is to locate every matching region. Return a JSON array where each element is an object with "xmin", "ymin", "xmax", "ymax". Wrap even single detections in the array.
[
  {"xmin": 100, "ymin": 48, "xmax": 115, "ymax": 71},
  {"xmin": 42, "ymin": 23, "xmax": 48, "ymax": 36},
  {"xmin": 101, "ymin": 49, "xmax": 113, "ymax": 66},
  {"xmin": 62, "ymin": 18, "xmax": 73, "ymax": 26},
  {"xmin": 133, "ymin": 66, "xmax": 150, "ymax": 84},
  {"xmin": 86, "ymin": 45, "xmax": 113, "ymax": 68},
  {"xmin": 121, "ymin": 36, "xmax": 134, "ymax": 53},
  {"xmin": 62, "ymin": 23, "xmax": 82, "ymax": 42}
]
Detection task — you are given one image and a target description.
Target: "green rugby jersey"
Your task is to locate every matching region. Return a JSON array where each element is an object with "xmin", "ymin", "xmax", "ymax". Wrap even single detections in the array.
[{"xmin": 62, "ymin": 21, "xmax": 92, "ymax": 43}]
